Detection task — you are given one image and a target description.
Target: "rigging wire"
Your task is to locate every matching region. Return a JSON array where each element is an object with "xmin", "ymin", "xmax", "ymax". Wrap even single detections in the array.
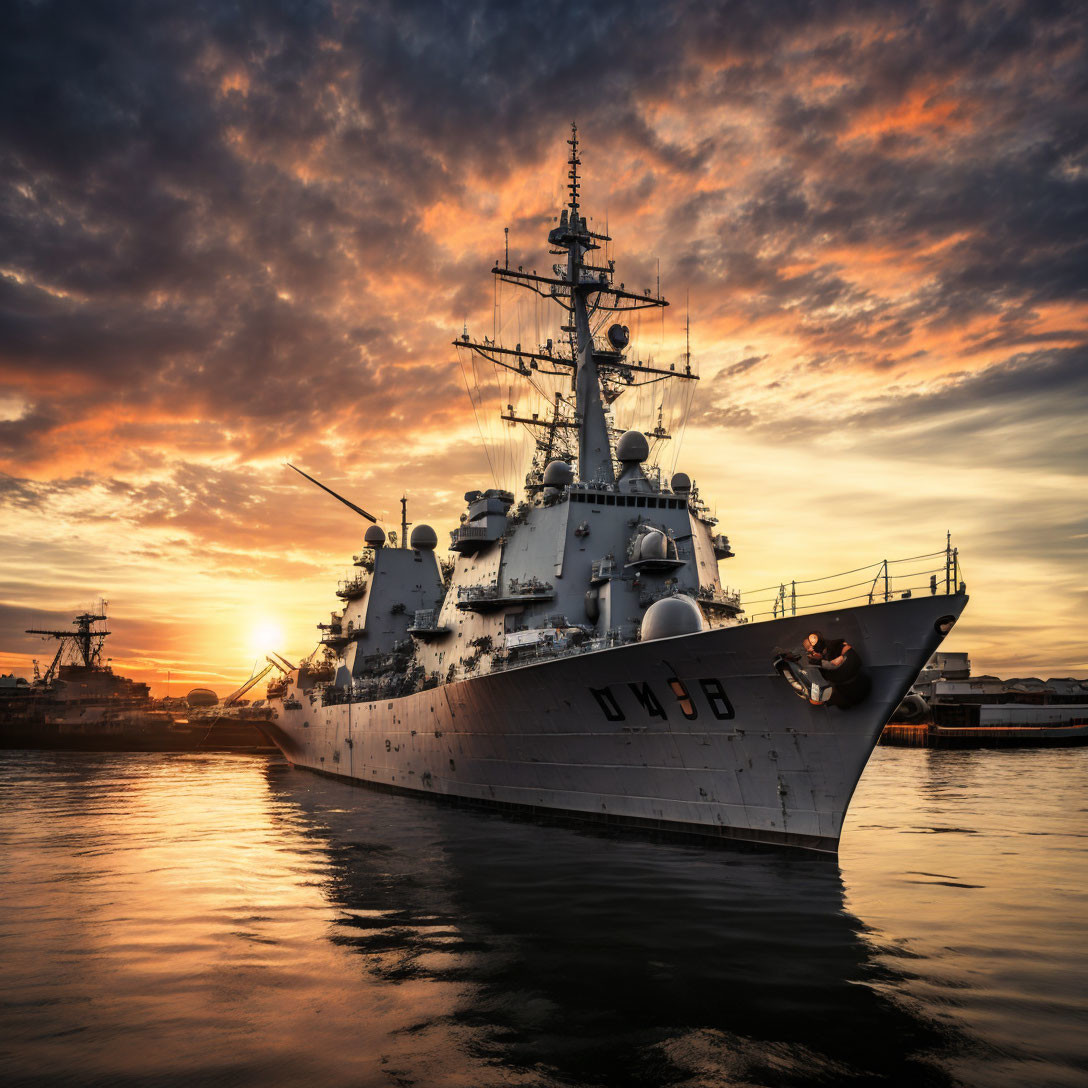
[
  {"xmin": 456, "ymin": 349, "xmax": 499, "ymax": 488},
  {"xmin": 737, "ymin": 551, "xmax": 948, "ymax": 597},
  {"xmin": 671, "ymin": 374, "xmax": 699, "ymax": 477},
  {"xmin": 460, "ymin": 192, "xmax": 693, "ymax": 494}
]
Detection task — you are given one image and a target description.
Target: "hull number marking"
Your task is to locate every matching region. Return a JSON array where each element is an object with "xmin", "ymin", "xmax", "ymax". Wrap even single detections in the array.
[{"xmin": 591, "ymin": 678, "xmax": 735, "ymax": 723}]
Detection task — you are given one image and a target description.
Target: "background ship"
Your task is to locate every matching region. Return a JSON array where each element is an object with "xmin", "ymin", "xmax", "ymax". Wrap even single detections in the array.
[
  {"xmin": 262, "ymin": 127, "xmax": 968, "ymax": 853},
  {"xmin": 882, "ymin": 651, "xmax": 1088, "ymax": 747},
  {"xmin": 1, "ymin": 607, "xmax": 277, "ymax": 752}
]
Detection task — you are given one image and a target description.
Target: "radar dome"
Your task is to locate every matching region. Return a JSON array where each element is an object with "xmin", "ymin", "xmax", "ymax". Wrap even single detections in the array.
[
  {"xmin": 410, "ymin": 524, "xmax": 438, "ymax": 550},
  {"xmin": 607, "ymin": 324, "xmax": 630, "ymax": 350},
  {"xmin": 364, "ymin": 524, "xmax": 386, "ymax": 548},
  {"xmin": 640, "ymin": 595, "xmax": 705, "ymax": 642},
  {"xmin": 671, "ymin": 472, "xmax": 691, "ymax": 493},
  {"xmin": 542, "ymin": 460, "xmax": 574, "ymax": 487},
  {"xmin": 186, "ymin": 687, "xmax": 219, "ymax": 708},
  {"xmin": 616, "ymin": 430, "xmax": 649, "ymax": 463},
  {"xmin": 637, "ymin": 529, "xmax": 667, "ymax": 561}
]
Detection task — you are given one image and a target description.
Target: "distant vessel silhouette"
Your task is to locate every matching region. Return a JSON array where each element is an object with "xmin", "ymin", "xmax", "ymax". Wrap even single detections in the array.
[{"xmin": 2, "ymin": 606, "xmax": 275, "ymax": 751}]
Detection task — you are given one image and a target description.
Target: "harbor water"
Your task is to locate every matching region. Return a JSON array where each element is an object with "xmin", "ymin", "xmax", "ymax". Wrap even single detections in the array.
[{"xmin": 1, "ymin": 747, "xmax": 1085, "ymax": 1087}]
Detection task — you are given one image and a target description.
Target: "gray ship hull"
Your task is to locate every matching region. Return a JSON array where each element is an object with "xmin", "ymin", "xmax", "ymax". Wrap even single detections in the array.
[{"xmin": 263, "ymin": 594, "xmax": 966, "ymax": 853}]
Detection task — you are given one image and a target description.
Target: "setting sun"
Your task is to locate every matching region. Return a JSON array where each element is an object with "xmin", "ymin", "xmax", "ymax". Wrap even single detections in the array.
[{"xmin": 248, "ymin": 619, "xmax": 285, "ymax": 658}]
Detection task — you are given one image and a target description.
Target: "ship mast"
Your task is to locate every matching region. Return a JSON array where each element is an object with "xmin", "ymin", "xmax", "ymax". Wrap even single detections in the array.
[
  {"xmin": 567, "ymin": 124, "xmax": 612, "ymax": 482},
  {"xmin": 26, "ymin": 608, "xmax": 111, "ymax": 681},
  {"xmin": 456, "ymin": 123, "xmax": 680, "ymax": 487}
]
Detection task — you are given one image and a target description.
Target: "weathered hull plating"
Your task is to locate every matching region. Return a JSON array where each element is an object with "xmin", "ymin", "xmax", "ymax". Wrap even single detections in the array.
[{"xmin": 265, "ymin": 594, "xmax": 966, "ymax": 853}]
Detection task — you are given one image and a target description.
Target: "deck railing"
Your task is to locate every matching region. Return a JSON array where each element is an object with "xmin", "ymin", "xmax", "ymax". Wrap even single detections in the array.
[{"xmin": 737, "ymin": 540, "xmax": 964, "ymax": 623}]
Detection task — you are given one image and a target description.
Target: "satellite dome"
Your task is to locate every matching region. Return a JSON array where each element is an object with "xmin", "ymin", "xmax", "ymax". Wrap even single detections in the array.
[
  {"xmin": 542, "ymin": 460, "xmax": 574, "ymax": 487},
  {"xmin": 607, "ymin": 324, "xmax": 630, "ymax": 350},
  {"xmin": 616, "ymin": 430, "xmax": 649, "ymax": 463},
  {"xmin": 410, "ymin": 524, "xmax": 438, "ymax": 550},
  {"xmin": 671, "ymin": 472, "xmax": 691, "ymax": 493},
  {"xmin": 364, "ymin": 524, "xmax": 386, "ymax": 548},
  {"xmin": 637, "ymin": 529, "xmax": 667, "ymax": 561},
  {"xmin": 640, "ymin": 595, "xmax": 705, "ymax": 642}
]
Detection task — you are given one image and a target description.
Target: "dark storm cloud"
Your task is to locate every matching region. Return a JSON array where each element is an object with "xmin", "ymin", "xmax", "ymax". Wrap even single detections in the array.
[
  {"xmin": 0, "ymin": 274, "xmax": 213, "ymax": 376},
  {"xmin": 696, "ymin": 136, "xmax": 1087, "ymax": 338},
  {"xmin": 0, "ymin": 471, "xmax": 51, "ymax": 507},
  {"xmin": 0, "ymin": 0, "xmax": 1084, "ymax": 481},
  {"xmin": 0, "ymin": 602, "xmax": 89, "ymax": 656},
  {"xmin": 705, "ymin": 343, "xmax": 1088, "ymax": 467},
  {"xmin": 0, "ymin": 406, "xmax": 58, "ymax": 457},
  {"xmin": 838, "ymin": 344, "xmax": 1088, "ymax": 440},
  {"xmin": 674, "ymin": 5, "xmax": 1087, "ymax": 347},
  {"xmin": 0, "ymin": 471, "xmax": 98, "ymax": 508},
  {"xmin": 723, "ymin": 355, "xmax": 768, "ymax": 377}
]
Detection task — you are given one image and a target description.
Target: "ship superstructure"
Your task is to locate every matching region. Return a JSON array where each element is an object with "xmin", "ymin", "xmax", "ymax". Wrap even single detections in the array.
[
  {"xmin": 23, "ymin": 608, "xmax": 152, "ymax": 705},
  {"xmin": 266, "ymin": 128, "xmax": 968, "ymax": 853}
]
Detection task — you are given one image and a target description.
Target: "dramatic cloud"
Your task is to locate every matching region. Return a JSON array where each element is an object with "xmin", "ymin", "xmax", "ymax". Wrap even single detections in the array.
[{"xmin": 1, "ymin": 0, "xmax": 1085, "ymax": 687}]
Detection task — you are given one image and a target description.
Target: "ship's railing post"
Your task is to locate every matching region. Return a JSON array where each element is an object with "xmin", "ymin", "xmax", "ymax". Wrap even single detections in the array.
[
  {"xmin": 738, "ymin": 538, "xmax": 964, "ymax": 621},
  {"xmin": 945, "ymin": 531, "xmax": 951, "ymax": 594}
]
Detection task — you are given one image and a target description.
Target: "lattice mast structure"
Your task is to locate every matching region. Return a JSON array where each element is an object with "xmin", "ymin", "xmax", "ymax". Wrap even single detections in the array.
[{"xmin": 456, "ymin": 123, "xmax": 695, "ymax": 489}]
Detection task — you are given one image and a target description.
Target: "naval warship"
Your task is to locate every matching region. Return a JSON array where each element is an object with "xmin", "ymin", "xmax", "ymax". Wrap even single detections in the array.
[
  {"xmin": 264, "ymin": 127, "xmax": 968, "ymax": 853},
  {"xmin": 1, "ymin": 607, "xmax": 276, "ymax": 751}
]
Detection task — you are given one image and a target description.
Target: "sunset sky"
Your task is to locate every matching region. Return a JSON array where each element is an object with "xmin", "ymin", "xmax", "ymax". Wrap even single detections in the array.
[{"xmin": 1, "ymin": 0, "xmax": 1085, "ymax": 695}]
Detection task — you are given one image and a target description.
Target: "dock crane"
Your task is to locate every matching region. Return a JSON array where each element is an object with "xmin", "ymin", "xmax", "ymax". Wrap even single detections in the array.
[{"xmin": 223, "ymin": 654, "xmax": 294, "ymax": 707}]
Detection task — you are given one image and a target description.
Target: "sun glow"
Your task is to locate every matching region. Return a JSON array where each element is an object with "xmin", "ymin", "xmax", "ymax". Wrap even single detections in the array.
[{"xmin": 248, "ymin": 618, "xmax": 286, "ymax": 658}]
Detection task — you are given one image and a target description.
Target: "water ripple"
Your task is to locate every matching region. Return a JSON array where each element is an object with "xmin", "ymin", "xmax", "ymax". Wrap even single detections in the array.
[{"xmin": 0, "ymin": 748, "xmax": 1084, "ymax": 1087}]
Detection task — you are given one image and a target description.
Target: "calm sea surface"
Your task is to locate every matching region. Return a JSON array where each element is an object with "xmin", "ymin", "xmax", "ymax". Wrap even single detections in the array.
[{"xmin": 0, "ymin": 747, "xmax": 1085, "ymax": 1088}]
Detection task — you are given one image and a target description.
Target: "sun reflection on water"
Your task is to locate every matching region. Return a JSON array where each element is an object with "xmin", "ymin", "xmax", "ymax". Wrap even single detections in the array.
[{"xmin": 0, "ymin": 748, "xmax": 1085, "ymax": 1087}]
